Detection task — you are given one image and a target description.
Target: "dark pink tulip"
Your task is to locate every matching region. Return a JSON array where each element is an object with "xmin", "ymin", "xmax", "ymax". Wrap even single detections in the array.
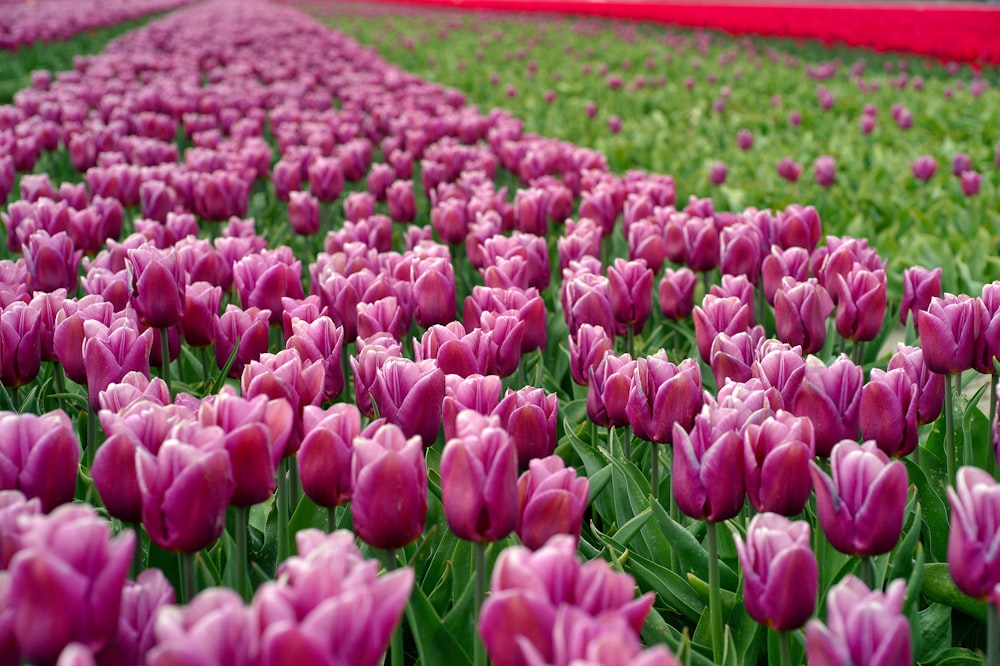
[
  {"xmin": 719, "ymin": 223, "xmax": 763, "ymax": 284},
  {"xmin": 357, "ymin": 296, "xmax": 409, "ymax": 342},
  {"xmin": 412, "ymin": 257, "xmax": 457, "ymax": 329},
  {"xmin": 899, "ymin": 265, "xmax": 942, "ymax": 325},
  {"xmin": 0, "ymin": 490, "xmax": 41, "ymax": 568},
  {"xmin": 682, "ymin": 216, "xmax": 719, "ymax": 272},
  {"xmin": 912, "ymin": 155, "xmax": 937, "ymax": 181},
  {"xmin": 774, "ymin": 278, "xmax": 833, "ymax": 354},
  {"xmin": 710, "ymin": 274, "xmax": 756, "ymax": 315},
  {"xmin": 127, "ymin": 246, "xmax": 184, "ymax": 329},
  {"xmin": 6, "ymin": 504, "xmax": 133, "ymax": 664},
  {"xmin": 580, "ymin": 185, "xmax": 621, "ymax": 237},
  {"xmin": 214, "ymin": 305, "xmax": 271, "ymax": 378},
  {"xmin": 286, "ymin": 316, "xmax": 345, "ymax": 402},
  {"xmin": 298, "ymin": 403, "xmax": 361, "ymax": 508},
  {"xmin": 806, "ymin": 577, "xmax": 911, "ymax": 666},
  {"xmin": 233, "ymin": 250, "xmax": 305, "ymax": 326},
  {"xmin": 793, "ymin": 355, "xmax": 863, "ymax": 456},
  {"xmin": 709, "ymin": 162, "xmax": 727, "ymax": 186},
  {"xmin": 180, "ymin": 282, "xmax": 221, "ymax": 348},
  {"xmin": 53, "ymin": 297, "xmax": 116, "ymax": 385},
  {"xmin": 947, "ymin": 466, "xmax": 1000, "ymax": 600},
  {"xmin": 743, "ymin": 411, "xmax": 814, "ymax": 515},
  {"xmin": 627, "ymin": 218, "xmax": 667, "ymax": 275},
  {"xmin": 0, "ymin": 300, "xmax": 42, "ymax": 389},
  {"xmin": 371, "ymin": 357, "xmax": 445, "ymax": 447},
  {"xmin": 344, "ymin": 191, "xmax": 376, "ymax": 223},
  {"xmin": 813, "ymin": 156, "xmax": 836, "ymax": 187},
  {"xmin": 241, "ymin": 349, "xmax": 324, "ymax": 457},
  {"xmin": 415, "ymin": 323, "xmax": 482, "ymax": 378},
  {"xmin": 0, "ymin": 410, "xmax": 79, "ymax": 512},
  {"xmin": 387, "ymin": 180, "xmax": 416, "ymax": 223},
  {"xmin": 367, "ymin": 163, "xmax": 396, "ymax": 201},
  {"xmin": 587, "ymin": 352, "xmax": 636, "ymax": 428},
  {"xmin": 80, "ymin": 267, "xmax": 129, "ymax": 312},
  {"xmin": 351, "ymin": 423, "xmax": 427, "ymax": 549},
  {"xmin": 608, "ymin": 258, "xmax": 654, "ymax": 334},
  {"xmin": 24, "ymin": 230, "xmax": 81, "ymax": 293},
  {"xmin": 514, "ymin": 188, "xmax": 549, "ymax": 236},
  {"xmin": 478, "ymin": 312, "xmax": 525, "ymax": 377},
  {"xmin": 810, "ymin": 440, "xmax": 908, "ymax": 556},
  {"xmin": 658, "ymin": 267, "xmax": 697, "ymax": 320},
  {"xmin": 776, "ymin": 157, "xmax": 803, "ymax": 182},
  {"xmin": 626, "ymin": 352, "xmax": 702, "ymax": 444},
  {"xmin": 569, "ymin": 324, "xmax": 613, "ymax": 387},
  {"xmin": 147, "ymin": 589, "xmax": 258, "ymax": 666},
  {"xmin": 737, "ymin": 129, "xmax": 754, "ymax": 150},
  {"xmin": 82, "ymin": 318, "xmax": 154, "ymax": 410},
  {"xmin": 441, "ymin": 411, "xmax": 518, "ymax": 542},
  {"xmin": 28, "ymin": 290, "xmax": 64, "ymax": 363},
  {"xmin": 351, "ymin": 335, "xmax": 402, "ymax": 417},
  {"xmin": 775, "ymin": 204, "xmax": 821, "ymax": 251},
  {"xmin": 137, "ymin": 437, "xmax": 235, "ymax": 552},
  {"xmin": 0, "ymin": 155, "xmax": 15, "ymax": 203},
  {"xmin": 493, "ymin": 386, "xmax": 558, "ymax": 467},
  {"xmin": 672, "ymin": 406, "xmax": 745, "ymax": 521},
  {"xmin": 312, "ymin": 271, "xmax": 360, "ymax": 343},
  {"xmin": 308, "ymin": 156, "xmax": 345, "ymax": 203},
  {"xmin": 138, "ymin": 181, "xmax": 178, "ymax": 224},
  {"xmin": 431, "ymin": 198, "xmax": 469, "ymax": 244},
  {"xmin": 961, "ymin": 170, "xmax": 982, "ymax": 197},
  {"xmin": 464, "ymin": 286, "xmax": 547, "ymax": 354},
  {"xmin": 272, "ymin": 159, "xmax": 301, "ymax": 202},
  {"xmin": 442, "ymin": 373, "xmax": 503, "ymax": 442},
  {"xmin": 711, "ymin": 328, "xmax": 765, "ymax": 389},
  {"xmin": 92, "ymin": 432, "xmax": 145, "ymax": 523},
  {"xmin": 288, "ymin": 190, "xmax": 320, "ymax": 236},
  {"xmin": 562, "ymin": 273, "xmax": 616, "ymax": 338},
  {"xmin": 517, "ymin": 456, "xmax": 589, "ymax": 550},
  {"xmin": 693, "ymin": 294, "xmax": 753, "ymax": 362},
  {"xmin": 917, "ymin": 294, "xmax": 981, "ymax": 375},
  {"xmin": 99, "ymin": 569, "xmax": 174, "ymax": 666},
  {"xmin": 861, "ymin": 368, "xmax": 919, "ymax": 457},
  {"xmin": 734, "ymin": 513, "xmax": 817, "ymax": 630},
  {"xmin": 751, "ymin": 343, "xmax": 806, "ymax": 410},
  {"xmin": 834, "ymin": 267, "xmax": 887, "ymax": 342},
  {"xmin": 952, "ymin": 153, "xmax": 974, "ymax": 178}
]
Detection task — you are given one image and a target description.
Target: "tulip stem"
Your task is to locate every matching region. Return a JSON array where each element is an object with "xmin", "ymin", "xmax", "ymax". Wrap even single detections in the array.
[
  {"xmin": 341, "ymin": 344, "xmax": 352, "ymax": 404},
  {"xmin": 945, "ymin": 374, "xmax": 955, "ymax": 483},
  {"xmin": 859, "ymin": 556, "xmax": 874, "ymax": 589},
  {"xmin": 755, "ymin": 283, "xmax": 767, "ymax": 334},
  {"xmin": 990, "ymin": 374, "xmax": 998, "ymax": 479},
  {"xmin": 235, "ymin": 505, "xmax": 250, "ymax": 602},
  {"xmin": 327, "ymin": 506, "xmax": 337, "ymax": 533},
  {"xmin": 988, "ymin": 603, "xmax": 1000, "ymax": 666},
  {"xmin": 851, "ymin": 340, "xmax": 865, "ymax": 367},
  {"xmin": 200, "ymin": 347, "xmax": 211, "ymax": 388},
  {"xmin": 474, "ymin": 541, "xmax": 488, "ymax": 666},
  {"xmin": 650, "ymin": 444, "xmax": 659, "ymax": 498},
  {"xmin": 160, "ymin": 327, "xmax": 171, "ymax": 396},
  {"xmin": 706, "ymin": 521, "xmax": 725, "ymax": 663},
  {"xmin": 624, "ymin": 427, "xmax": 632, "ymax": 461},
  {"xmin": 131, "ymin": 522, "xmax": 143, "ymax": 577},
  {"xmin": 377, "ymin": 549, "xmax": 404, "ymax": 666},
  {"xmin": 180, "ymin": 551, "xmax": 196, "ymax": 603},
  {"xmin": 276, "ymin": 458, "xmax": 290, "ymax": 564},
  {"xmin": 86, "ymin": 399, "xmax": 97, "ymax": 470},
  {"xmin": 626, "ymin": 325, "xmax": 635, "ymax": 358},
  {"xmin": 778, "ymin": 630, "xmax": 792, "ymax": 666},
  {"xmin": 10, "ymin": 386, "xmax": 19, "ymax": 412}
]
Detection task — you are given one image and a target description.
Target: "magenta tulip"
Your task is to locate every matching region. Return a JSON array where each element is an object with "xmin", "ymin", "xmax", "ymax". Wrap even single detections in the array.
[{"xmin": 516, "ymin": 456, "xmax": 589, "ymax": 550}]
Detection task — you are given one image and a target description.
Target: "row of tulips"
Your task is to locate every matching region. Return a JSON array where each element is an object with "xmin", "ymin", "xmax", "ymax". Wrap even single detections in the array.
[{"xmin": 0, "ymin": 0, "xmax": 998, "ymax": 664}]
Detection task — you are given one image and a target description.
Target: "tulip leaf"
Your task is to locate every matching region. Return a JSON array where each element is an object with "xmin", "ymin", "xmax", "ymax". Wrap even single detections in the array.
[
  {"xmin": 685, "ymin": 572, "xmax": 738, "ymax": 613},
  {"xmin": 903, "ymin": 458, "xmax": 950, "ymax": 563},
  {"xmin": 405, "ymin": 579, "xmax": 473, "ymax": 666},
  {"xmin": 917, "ymin": 603, "xmax": 953, "ymax": 663},
  {"xmin": 650, "ymin": 499, "xmax": 739, "ymax": 590},
  {"xmin": 209, "ymin": 335, "xmax": 241, "ymax": 395},
  {"xmin": 622, "ymin": 548, "xmax": 706, "ymax": 622},
  {"xmin": 642, "ymin": 606, "xmax": 715, "ymax": 666},
  {"xmin": 959, "ymin": 389, "xmax": 991, "ymax": 470},
  {"xmin": 287, "ymin": 494, "xmax": 329, "ymax": 535},
  {"xmin": 921, "ymin": 563, "xmax": 987, "ymax": 622},
  {"xmin": 889, "ymin": 500, "xmax": 922, "ymax": 583},
  {"xmin": 612, "ymin": 506, "xmax": 653, "ymax": 547},
  {"xmin": 924, "ymin": 647, "xmax": 988, "ymax": 665},
  {"xmin": 587, "ymin": 463, "xmax": 613, "ymax": 504}
]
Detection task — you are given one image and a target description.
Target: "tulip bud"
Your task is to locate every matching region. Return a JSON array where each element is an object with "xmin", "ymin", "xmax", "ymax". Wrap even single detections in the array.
[
  {"xmin": 370, "ymin": 357, "xmax": 445, "ymax": 447},
  {"xmin": 569, "ymin": 324, "xmax": 613, "ymax": 387},
  {"xmin": 608, "ymin": 258, "xmax": 654, "ymax": 335},
  {"xmin": 587, "ymin": 352, "xmax": 636, "ymax": 428},
  {"xmin": 693, "ymin": 295, "xmax": 753, "ymax": 362},
  {"xmin": 899, "ymin": 266, "xmax": 942, "ymax": 326},
  {"xmin": 658, "ymin": 267, "xmax": 697, "ymax": 320},
  {"xmin": 834, "ymin": 267, "xmax": 887, "ymax": 342},
  {"xmin": 774, "ymin": 278, "xmax": 833, "ymax": 354},
  {"xmin": 127, "ymin": 246, "xmax": 185, "ymax": 330},
  {"xmin": 298, "ymin": 404, "xmax": 361, "ymax": 508},
  {"xmin": 673, "ymin": 406, "xmax": 745, "ymax": 522},
  {"xmin": 810, "ymin": 440, "xmax": 908, "ymax": 556},
  {"xmin": 917, "ymin": 294, "xmax": 981, "ymax": 375},
  {"xmin": 0, "ymin": 300, "xmax": 42, "ymax": 389},
  {"xmin": 860, "ymin": 368, "xmax": 919, "ymax": 457},
  {"xmin": 0, "ymin": 410, "xmax": 80, "ymax": 512},
  {"xmin": 516, "ymin": 456, "xmax": 589, "ymax": 550},
  {"xmin": 912, "ymin": 155, "xmax": 937, "ymax": 181},
  {"xmin": 734, "ymin": 513, "xmax": 817, "ymax": 630},
  {"xmin": 626, "ymin": 352, "xmax": 702, "ymax": 444},
  {"xmin": 351, "ymin": 423, "xmax": 427, "ymax": 549},
  {"xmin": 492, "ymin": 387, "xmax": 558, "ymax": 468}
]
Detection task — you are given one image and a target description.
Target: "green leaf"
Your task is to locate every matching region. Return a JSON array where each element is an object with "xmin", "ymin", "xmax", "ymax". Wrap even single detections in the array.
[
  {"xmin": 287, "ymin": 494, "xmax": 329, "ymax": 535},
  {"xmin": 926, "ymin": 647, "xmax": 989, "ymax": 666},
  {"xmin": 904, "ymin": 457, "xmax": 951, "ymax": 562},
  {"xmin": 650, "ymin": 499, "xmax": 739, "ymax": 590},
  {"xmin": 405, "ymin": 581, "xmax": 473, "ymax": 666},
  {"xmin": 921, "ymin": 563, "xmax": 988, "ymax": 622},
  {"xmin": 917, "ymin": 603, "xmax": 953, "ymax": 663},
  {"xmin": 612, "ymin": 506, "xmax": 653, "ymax": 547}
]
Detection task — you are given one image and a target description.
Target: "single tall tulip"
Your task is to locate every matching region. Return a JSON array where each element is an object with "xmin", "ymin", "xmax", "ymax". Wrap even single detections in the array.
[
  {"xmin": 792, "ymin": 355, "xmax": 863, "ymax": 457},
  {"xmin": 0, "ymin": 410, "xmax": 79, "ymax": 512},
  {"xmin": 516, "ymin": 456, "xmax": 589, "ymax": 550},
  {"xmin": 947, "ymin": 466, "xmax": 1000, "ymax": 600},
  {"xmin": 743, "ymin": 411, "xmax": 814, "ymax": 515}
]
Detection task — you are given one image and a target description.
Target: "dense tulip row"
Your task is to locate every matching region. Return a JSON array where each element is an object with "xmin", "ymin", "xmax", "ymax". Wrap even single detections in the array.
[
  {"xmin": 0, "ymin": 0, "xmax": 194, "ymax": 51},
  {"xmin": 0, "ymin": 0, "xmax": 999, "ymax": 664}
]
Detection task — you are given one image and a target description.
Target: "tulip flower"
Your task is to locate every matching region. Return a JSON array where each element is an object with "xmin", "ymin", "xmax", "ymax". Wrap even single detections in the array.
[
  {"xmin": 626, "ymin": 352, "xmax": 703, "ymax": 445},
  {"xmin": 137, "ymin": 437, "xmax": 235, "ymax": 553},
  {"xmin": 83, "ymin": 318, "xmax": 154, "ymax": 410},
  {"xmin": 371, "ymin": 357, "xmax": 445, "ymax": 448},
  {"xmin": 672, "ymin": 406, "xmax": 745, "ymax": 522},
  {"xmin": 962, "ymin": 170, "xmax": 982, "ymax": 197},
  {"xmin": 773, "ymin": 278, "xmax": 833, "ymax": 354},
  {"xmin": 147, "ymin": 589, "xmax": 258, "ymax": 666},
  {"xmin": 308, "ymin": 156, "xmax": 345, "ymax": 202},
  {"xmin": 351, "ymin": 423, "xmax": 427, "ymax": 549},
  {"xmin": 737, "ymin": 129, "xmax": 754, "ymax": 150},
  {"xmin": 743, "ymin": 411, "xmax": 814, "ymax": 515},
  {"xmin": 947, "ymin": 466, "xmax": 1000, "ymax": 600},
  {"xmin": 719, "ymin": 224, "xmax": 764, "ymax": 285},
  {"xmin": 810, "ymin": 440, "xmax": 908, "ymax": 557},
  {"xmin": 442, "ymin": 373, "xmax": 503, "ymax": 442},
  {"xmin": 99, "ymin": 569, "xmax": 174, "ymax": 666},
  {"xmin": 608, "ymin": 258, "xmax": 654, "ymax": 337},
  {"xmin": 834, "ymin": 267, "xmax": 887, "ymax": 342},
  {"xmin": 441, "ymin": 411, "xmax": 518, "ymax": 542},
  {"xmin": 693, "ymin": 295, "xmax": 753, "ymax": 362},
  {"xmin": 233, "ymin": 250, "xmax": 305, "ymax": 326},
  {"xmin": 127, "ymin": 245, "xmax": 185, "ymax": 330},
  {"xmin": 298, "ymin": 403, "xmax": 361, "ymax": 509},
  {"xmin": 0, "ymin": 410, "xmax": 80, "ymax": 512},
  {"xmin": 286, "ymin": 316, "xmax": 345, "ymax": 402},
  {"xmin": 792, "ymin": 354, "xmax": 863, "ymax": 456},
  {"xmin": 0, "ymin": 300, "xmax": 42, "ymax": 390},
  {"xmin": 899, "ymin": 266, "xmax": 942, "ymax": 326},
  {"xmin": 214, "ymin": 305, "xmax": 271, "ymax": 378},
  {"xmin": 682, "ymin": 216, "xmax": 719, "ymax": 272},
  {"xmin": 516, "ymin": 456, "xmax": 589, "ymax": 550},
  {"xmin": 805, "ymin": 577, "xmax": 911, "ymax": 666},
  {"xmin": 344, "ymin": 191, "xmax": 376, "ymax": 223},
  {"xmin": 813, "ymin": 155, "xmax": 836, "ymax": 187},
  {"xmin": 734, "ymin": 513, "xmax": 817, "ymax": 631},
  {"xmin": 431, "ymin": 198, "xmax": 469, "ymax": 244},
  {"xmin": 411, "ymin": 257, "xmax": 457, "ymax": 329},
  {"xmin": 709, "ymin": 162, "xmax": 727, "ymax": 186},
  {"xmin": 912, "ymin": 155, "xmax": 937, "ymax": 181},
  {"xmin": 860, "ymin": 368, "xmax": 919, "ymax": 457},
  {"xmin": 658, "ymin": 267, "xmax": 698, "ymax": 320},
  {"xmin": 288, "ymin": 190, "xmax": 320, "ymax": 236},
  {"xmin": 492, "ymin": 387, "xmax": 559, "ymax": 467},
  {"xmin": 587, "ymin": 352, "xmax": 636, "ymax": 429},
  {"xmin": 888, "ymin": 343, "xmax": 945, "ymax": 425},
  {"xmin": 569, "ymin": 324, "xmax": 613, "ymax": 387},
  {"xmin": 761, "ymin": 246, "xmax": 811, "ymax": 305},
  {"xmin": 917, "ymin": 294, "xmax": 981, "ymax": 375},
  {"xmin": 0, "ymin": 490, "xmax": 41, "ymax": 568},
  {"xmin": 776, "ymin": 157, "xmax": 802, "ymax": 182},
  {"xmin": 387, "ymin": 180, "xmax": 416, "ymax": 223},
  {"xmin": 23, "ymin": 230, "xmax": 81, "ymax": 294},
  {"xmin": 180, "ymin": 282, "xmax": 222, "ymax": 349},
  {"xmin": 6, "ymin": 504, "xmax": 134, "ymax": 664}
]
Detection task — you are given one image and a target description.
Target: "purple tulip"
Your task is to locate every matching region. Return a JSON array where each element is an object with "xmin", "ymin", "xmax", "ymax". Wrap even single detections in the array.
[
  {"xmin": 386, "ymin": 180, "xmax": 416, "ymax": 223},
  {"xmin": 737, "ymin": 129, "xmax": 754, "ymax": 150},
  {"xmin": 673, "ymin": 406, "xmax": 745, "ymax": 521},
  {"xmin": 861, "ymin": 368, "xmax": 919, "ymax": 457},
  {"xmin": 147, "ymin": 588, "xmax": 258, "ymax": 666},
  {"xmin": 6, "ymin": 504, "xmax": 134, "ymax": 664},
  {"xmin": 351, "ymin": 423, "xmax": 428, "ymax": 549},
  {"xmin": 516, "ymin": 456, "xmax": 589, "ymax": 550},
  {"xmin": 411, "ymin": 257, "xmax": 457, "ymax": 329},
  {"xmin": 917, "ymin": 294, "xmax": 982, "ymax": 375},
  {"xmin": 776, "ymin": 157, "xmax": 803, "ymax": 182},
  {"xmin": 308, "ymin": 156, "xmax": 345, "ymax": 203},
  {"xmin": 371, "ymin": 357, "xmax": 445, "ymax": 447},
  {"xmin": 441, "ymin": 411, "xmax": 518, "ymax": 542},
  {"xmin": 899, "ymin": 266, "xmax": 942, "ymax": 326},
  {"xmin": 297, "ymin": 403, "xmax": 361, "ymax": 508},
  {"xmin": 887, "ymin": 343, "xmax": 945, "ymax": 425},
  {"xmin": 288, "ymin": 190, "xmax": 320, "ymax": 236},
  {"xmin": 834, "ymin": 267, "xmax": 887, "ymax": 342},
  {"xmin": 711, "ymin": 329, "xmax": 763, "ymax": 388},
  {"xmin": 608, "ymin": 258, "xmax": 654, "ymax": 334},
  {"xmin": 775, "ymin": 204, "xmax": 821, "ymax": 251},
  {"xmin": 127, "ymin": 245, "xmax": 185, "ymax": 330},
  {"xmin": 233, "ymin": 250, "xmax": 305, "ymax": 326},
  {"xmin": 626, "ymin": 352, "xmax": 702, "ymax": 444},
  {"xmin": 0, "ymin": 490, "xmax": 41, "ymax": 568},
  {"xmin": 23, "ymin": 230, "xmax": 81, "ymax": 294},
  {"xmin": 693, "ymin": 295, "xmax": 753, "ymax": 363},
  {"xmin": 719, "ymin": 224, "xmax": 764, "ymax": 285},
  {"xmin": 214, "ymin": 305, "xmax": 271, "ymax": 378},
  {"xmin": 682, "ymin": 215, "xmax": 719, "ymax": 272},
  {"xmin": 813, "ymin": 155, "xmax": 836, "ymax": 187},
  {"xmin": 734, "ymin": 513, "xmax": 817, "ymax": 631},
  {"xmin": 912, "ymin": 155, "xmax": 937, "ymax": 181},
  {"xmin": 492, "ymin": 386, "xmax": 558, "ymax": 467},
  {"xmin": 743, "ymin": 411, "xmax": 814, "ymax": 515},
  {"xmin": 0, "ymin": 410, "xmax": 79, "ymax": 513},
  {"xmin": 658, "ymin": 267, "xmax": 697, "ymax": 320},
  {"xmin": 286, "ymin": 315, "xmax": 345, "ymax": 402},
  {"xmin": 137, "ymin": 436, "xmax": 235, "ymax": 552},
  {"xmin": 180, "ymin": 282, "xmax": 222, "ymax": 348},
  {"xmin": 947, "ymin": 466, "xmax": 1000, "ymax": 600},
  {"xmin": 709, "ymin": 162, "xmax": 727, "ymax": 186},
  {"xmin": 83, "ymin": 318, "xmax": 154, "ymax": 410},
  {"xmin": 587, "ymin": 352, "xmax": 636, "ymax": 428},
  {"xmin": 0, "ymin": 300, "xmax": 42, "ymax": 389},
  {"xmin": 774, "ymin": 278, "xmax": 833, "ymax": 355},
  {"xmin": 810, "ymin": 440, "xmax": 908, "ymax": 556},
  {"xmin": 961, "ymin": 170, "xmax": 982, "ymax": 197},
  {"xmin": 356, "ymin": 296, "xmax": 409, "ymax": 342},
  {"xmin": 569, "ymin": 324, "xmax": 613, "ymax": 387},
  {"xmin": 241, "ymin": 348, "xmax": 324, "ymax": 457},
  {"xmin": 99, "ymin": 569, "xmax": 174, "ymax": 666},
  {"xmin": 793, "ymin": 355, "xmax": 863, "ymax": 457},
  {"xmin": 806, "ymin": 577, "xmax": 911, "ymax": 665},
  {"xmin": 562, "ymin": 273, "xmax": 615, "ymax": 337}
]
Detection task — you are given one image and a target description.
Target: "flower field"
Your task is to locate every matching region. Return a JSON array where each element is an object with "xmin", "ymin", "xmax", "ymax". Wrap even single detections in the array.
[{"xmin": 0, "ymin": 0, "xmax": 999, "ymax": 664}]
